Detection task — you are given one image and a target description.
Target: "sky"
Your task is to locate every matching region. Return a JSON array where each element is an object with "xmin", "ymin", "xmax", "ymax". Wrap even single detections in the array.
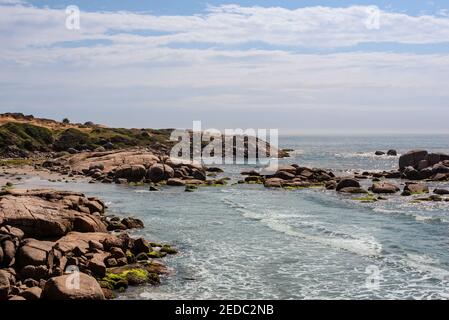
[{"xmin": 1, "ymin": 0, "xmax": 449, "ymax": 134}]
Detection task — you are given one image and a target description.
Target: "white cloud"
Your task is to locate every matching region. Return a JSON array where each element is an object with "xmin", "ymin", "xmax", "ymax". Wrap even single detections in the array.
[{"xmin": 1, "ymin": 3, "xmax": 449, "ymax": 131}]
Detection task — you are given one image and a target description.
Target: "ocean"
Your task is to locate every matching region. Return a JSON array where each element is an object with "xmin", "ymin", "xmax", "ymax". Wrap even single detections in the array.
[{"xmin": 23, "ymin": 134, "xmax": 449, "ymax": 299}]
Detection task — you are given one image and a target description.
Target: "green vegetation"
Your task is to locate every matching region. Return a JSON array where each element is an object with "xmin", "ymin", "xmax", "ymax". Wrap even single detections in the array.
[
  {"xmin": 0, "ymin": 158, "xmax": 33, "ymax": 166},
  {"xmin": 101, "ymin": 268, "xmax": 159, "ymax": 290},
  {"xmin": 0, "ymin": 122, "xmax": 53, "ymax": 151},
  {"xmin": 160, "ymin": 245, "xmax": 178, "ymax": 254},
  {"xmin": 0, "ymin": 121, "xmax": 175, "ymax": 155}
]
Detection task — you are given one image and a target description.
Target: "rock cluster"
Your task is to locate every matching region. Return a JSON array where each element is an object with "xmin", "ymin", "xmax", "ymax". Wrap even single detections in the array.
[
  {"xmin": 40, "ymin": 150, "xmax": 227, "ymax": 188},
  {"xmin": 241, "ymin": 165, "xmax": 335, "ymax": 189},
  {"xmin": 397, "ymin": 150, "xmax": 449, "ymax": 181},
  {"xmin": 0, "ymin": 189, "xmax": 175, "ymax": 300}
]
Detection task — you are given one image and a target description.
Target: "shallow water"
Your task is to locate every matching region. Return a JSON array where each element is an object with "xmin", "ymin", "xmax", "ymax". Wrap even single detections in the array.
[{"xmin": 23, "ymin": 135, "xmax": 449, "ymax": 299}]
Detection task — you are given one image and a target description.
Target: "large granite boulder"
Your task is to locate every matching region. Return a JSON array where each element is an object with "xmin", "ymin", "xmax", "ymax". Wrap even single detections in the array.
[
  {"xmin": 114, "ymin": 165, "xmax": 147, "ymax": 182},
  {"xmin": 0, "ymin": 189, "xmax": 107, "ymax": 238},
  {"xmin": 42, "ymin": 273, "xmax": 105, "ymax": 300},
  {"xmin": 147, "ymin": 164, "xmax": 174, "ymax": 183},
  {"xmin": 67, "ymin": 150, "xmax": 159, "ymax": 174},
  {"xmin": 399, "ymin": 150, "xmax": 428, "ymax": 170},
  {"xmin": 16, "ymin": 239, "xmax": 55, "ymax": 268}
]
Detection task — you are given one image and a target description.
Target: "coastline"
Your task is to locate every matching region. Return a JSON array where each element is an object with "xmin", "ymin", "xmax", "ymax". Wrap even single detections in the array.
[{"xmin": 1, "ymin": 115, "xmax": 449, "ymax": 300}]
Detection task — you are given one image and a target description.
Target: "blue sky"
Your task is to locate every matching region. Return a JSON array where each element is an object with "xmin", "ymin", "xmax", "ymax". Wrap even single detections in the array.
[
  {"xmin": 1, "ymin": 0, "xmax": 449, "ymax": 133},
  {"xmin": 22, "ymin": 0, "xmax": 449, "ymax": 16}
]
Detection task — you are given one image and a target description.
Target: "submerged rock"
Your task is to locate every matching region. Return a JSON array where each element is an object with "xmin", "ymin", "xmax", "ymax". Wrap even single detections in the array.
[
  {"xmin": 336, "ymin": 179, "xmax": 360, "ymax": 192},
  {"xmin": 434, "ymin": 188, "xmax": 449, "ymax": 195}
]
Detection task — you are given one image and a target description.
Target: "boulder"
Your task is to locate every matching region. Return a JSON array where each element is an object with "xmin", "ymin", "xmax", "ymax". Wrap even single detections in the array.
[
  {"xmin": 0, "ymin": 193, "xmax": 75, "ymax": 238},
  {"xmin": 404, "ymin": 183, "xmax": 429, "ymax": 195},
  {"xmin": 114, "ymin": 165, "xmax": 147, "ymax": 182},
  {"xmin": 427, "ymin": 153, "xmax": 442, "ymax": 166},
  {"xmin": 73, "ymin": 215, "xmax": 107, "ymax": 233},
  {"xmin": 432, "ymin": 163, "xmax": 449, "ymax": 174},
  {"xmin": 87, "ymin": 253, "xmax": 108, "ymax": 277},
  {"xmin": 0, "ymin": 189, "xmax": 105, "ymax": 238},
  {"xmin": 20, "ymin": 265, "xmax": 50, "ymax": 280},
  {"xmin": 384, "ymin": 171, "xmax": 401, "ymax": 179},
  {"xmin": 166, "ymin": 178, "xmax": 186, "ymax": 186},
  {"xmin": 1, "ymin": 239, "xmax": 16, "ymax": 267},
  {"xmin": 110, "ymin": 247, "xmax": 126, "ymax": 260},
  {"xmin": 336, "ymin": 179, "xmax": 360, "ymax": 191},
  {"xmin": 276, "ymin": 165, "xmax": 297, "ymax": 174},
  {"xmin": 16, "ymin": 239, "xmax": 55, "ymax": 268},
  {"xmin": 417, "ymin": 160, "xmax": 430, "ymax": 171},
  {"xmin": 264, "ymin": 178, "xmax": 283, "ymax": 188},
  {"xmin": 402, "ymin": 166, "xmax": 421, "ymax": 180},
  {"xmin": 107, "ymin": 221, "xmax": 127, "ymax": 231},
  {"xmin": 375, "ymin": 151, "xmax": 385, "ymax": 156},
  {"xmin": 243, "ymin": 175, "xmax": 261, "ymax": 183},
  {"xmin": 191, "ymin": 169, "xmax": 206, "ymax": 181},
  {"xmin": 56, "ymin": 232, "xmax": 118, "ymax": 255},
  {"xmin": 371, "ymin": 182, "xmax": 400, "ymax": 194},
  {"xmin": 296, "ymin": 167, "xmax": 314, "ymax": 178},
  {"xmin": 387, "ymin": 150, "xmax": 397, "ymax": 156},
  {"xmin": 433, "ymin": 188, "xmax": 449, "ymax": 195},
  {"xmin": 338, "ymin": 187, "xmax": 368, "ymax": 194},
  {"xmin": 20, "ymin": 286, "xmax": 42, "ymax": 300},
  {"xmin": 0, "ymin": 270, "xmax": 10, "ymax": 300},
  {"xmin": 432, "ymin": 173, "xmax": 449, "ymax": 181},
  {"xmin": 42, "ymin": 273, "xmax": 105, "ymax": 300},
  {"xmin": 399, "ymin": 150, "xmax": 428, "ymax": 170},
  {"xmin": 325, "ymin": 181, "xmax": 337, "ymax": 190},
  {"xmin": 121, "ymin": 217, "xmax": 144, "ymax": 229},
  {"xmin": 147, "ymin": 164, "xmax": 174, "ymax": 183},
  {"xmin": 418, "ymin": 168, "xmax": 433, "ymax": 180},
  {"xmin": 275, "ymin": 171, "xmax": 295, "ymax": 180},
  {"xmin": 0, "ymin": 225, "xmax": 25, "ymax": 240},
  {"xmin": 241, "ymin": 170, "xmax": 260, "ymax": 176},
  {"xmin": 132, "ymin": 238, "xmax": 150, "ymax": 255}
]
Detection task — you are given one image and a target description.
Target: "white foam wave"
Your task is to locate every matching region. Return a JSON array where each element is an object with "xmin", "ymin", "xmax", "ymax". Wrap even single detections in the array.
[
  {"xmin": 287, "ymin": 149, "xmax": 303, "ymax": 156},
  {"xmin": 335, "ymin": 152, "xmax": 400, "ymax": 159},
  {"xmin": 373, "ymin": 207, "xmax": 449, "ymax": 224},
  {"xmin": 263, "ymin": 217, "xmax": 382, "ymax": 257},
  {"xmin": 404, "ymin": 254, "xmax": 449, "ymax": 281},
  {"xmin": 221, "ymin": 196, "xmax": 382, "ymax": 257}
]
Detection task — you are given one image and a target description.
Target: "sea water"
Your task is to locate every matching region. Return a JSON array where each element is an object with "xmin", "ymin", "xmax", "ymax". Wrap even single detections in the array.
[{"xmin": 23, "ymin": 134, "xmax": 449, "ymax": 299}]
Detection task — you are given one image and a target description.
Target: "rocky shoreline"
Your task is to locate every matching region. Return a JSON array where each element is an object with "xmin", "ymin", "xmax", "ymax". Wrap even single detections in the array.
[
  {"xmin": 1, "ymin": 116, "xmax": 449, "ymax": 301},
  {"xmin": 0, "ymin": 188, "xmax": 176, "ymax": 300},
  {"xmin": 239, "ymin": 149, "xmax": 449, "ymax": 202}
]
